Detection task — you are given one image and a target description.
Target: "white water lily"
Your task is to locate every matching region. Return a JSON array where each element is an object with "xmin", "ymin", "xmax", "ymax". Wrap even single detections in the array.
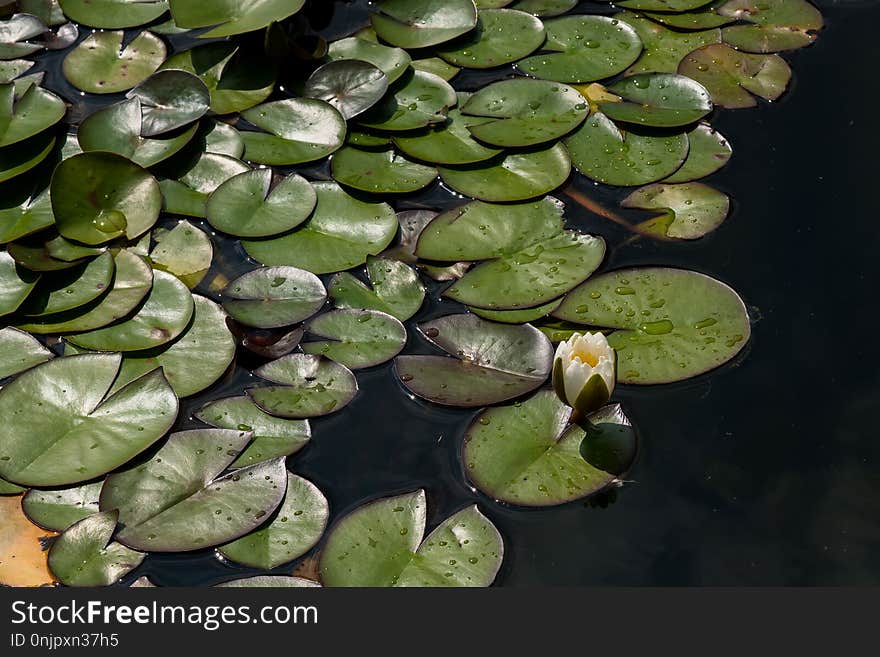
[{"xmin": 551, "ymin": 332, "xmax": 615, "ymax": 417}]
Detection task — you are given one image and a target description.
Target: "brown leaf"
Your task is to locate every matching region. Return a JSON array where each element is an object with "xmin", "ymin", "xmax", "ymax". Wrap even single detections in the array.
[{"xmin": 0, "ymin": 495, "xmax": 57, "ymax": 587}]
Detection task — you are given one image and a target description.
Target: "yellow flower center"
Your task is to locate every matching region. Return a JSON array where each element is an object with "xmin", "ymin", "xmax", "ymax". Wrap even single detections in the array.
[{"xmin": 570, "ymin": 344, "xmax": 600, "ymax": 368}]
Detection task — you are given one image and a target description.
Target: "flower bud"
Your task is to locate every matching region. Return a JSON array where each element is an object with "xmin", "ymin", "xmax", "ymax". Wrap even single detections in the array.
[{"xmin": 551, "ymin": 332, "xmax": 615, "ymax": 416}]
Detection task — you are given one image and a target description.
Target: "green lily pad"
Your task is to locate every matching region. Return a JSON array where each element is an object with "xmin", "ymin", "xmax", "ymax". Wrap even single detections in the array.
[
  {"xmin": 437, "ymin": 9, "xmax": 545, "ymax": 69},
  {"xmin": 240, "ymin": 98, "xmax": 346, "ymax": 166},
  {"xmin": 219, "ymin": 473, "xmax": 328, "ymax": 569},
  {"xmin": 371, "ymin": 0, "xmax": 479, "ymax": 49},
  {"xmin": 464, "ymin": 390, "xmax": 635, "ymax": 506},
  {"xmin": 51, "ymin": 151, "xmax": 162, "ymax": 245},
  {"xmin": 554, "ymin": 267, "xmax": 751, "ymax": 384},
  {"xmin": 393, "ymin": 104, "xmax": 502, "ymax": 166},
  {"xmin": 395, "ymin": 314, "xmax": 552, "ymax": 407},
  {"xmin": 411, "ymin": 56, "xmax": 460, "ymax": 81},
  {"xmin": 20, "ymin": 1, "xmax": 66, "ymax": 27},
  {"xmin": 150, "ymin": 220, "xmax": 212, "ymax": 289},
  {"xmin": 158, "ymin": 152, "xmax": 249, "ymax": 218},
  {"xmin": 0, "ymin": 180, "xmax": 53, "ymax": 244},
  {"xmin": 329, "ymin": 256, "xmax": 425, "ymax": 322},
  {"xmin": 384, "ymin": 208, "xmax": 470, "ymax": 282},
  {"xmin": 0, "ymin": 81, "xmax": 65, "ymax": 148},
  {"xmin": 301, "ymin": 309, "xmax": 406, "ymax": 369},
  {"xmin": 45, "ymin": 235, "xmax": 104, "ymax": 263},
  {"xmin": 663, "ymin": 122, "xmax": 731, "ymax": 183},
  {"xmin": 128, "ymin": 69, "xmax": 211, "ymax": 137},
  {"xmin": 17, "ymin": 250, "xmax": 153, "ymax": 334},
  {"xmin": 58, "ymin": 0, "xmax": 169, "ymax": 29},
  {"xmin": 439, "ymin": 143, "xmax": 571, "ymax": 202},
  {"xmin": 0, "ymin": 131, "xmax": 55, "ymax": 184},
  {"xmin": 222, "ymin": 266, "xmax": 326, "ymax": 329},
  {"xmin": 207, "ymin": 169, "xmax": 316, "ymax": 238},
  {"xmin": 217, "ymin": 576, "xmax": 320, "ymax": 588},
  {"xmin": 195, "ymin": 396, "xmax": 310, "ymax": 469},
  {"xmin": 0, "ymin": 249, "xmax": 39, "ymax": 316},
  {"xmin": 249, "ymin": 353, "xmax": 358, "ymax": 419},
  {"xmin": 643, "ymin": 0, "xmax": 733, "ymax": 30},
  {"xmin": 331, "ymin": 147, "xmax": 438, "ymax": 194},
  {"xmin": 102, "ymin": 429, "xmax": 288, "ymax": 552},
  {"xmin": 719, "ymin": 0, "xmax": 823, "ymax": 53},
  {"xmin": 0, "ymin": 58, "xmax": 34, "ymax": 84},
  {"xmin": 62, "ymin": 30, "xmax": 165, "ymax": 94},
  {"xmin": 203, "ymin": 120, "xmax": 243, "ymax": 157},
  {"xmin": 678, "ymin": 43, "xmax": 791, "ymax": 109},
  {"xmin": 6, "ymin": 236, "xmax": 80, "ymax": 272},
  {"xmin": 565, "ymin": 112, "xmax": 688, "ymax": 186},
  {"xmin": 18, "ymin": 251, "xmax": 115, "ymax": 317},
  {"xmin": 47, "ymin": 510, "xmax": 145, "ymax": 586},
  {"xmin": 469, "ymin": 297, "xmax": 563, "ymax": 324},
  {"xmin": 327, "ymin": 37, "xmax": 411, "ymax": 85},
  {"xmin": 22, "ymin": 481, "xmax": 102, "ymax": 531},
  {"xmin": 477, "ymin": 0, "xmax": 514, "ymax": 8},
  {"xmin": 359, "ymin": 69, "xmax": 457, "ymax": 132},
  {"xmin": 0, "ymin": 14, "xmax": 46, "ymax": 60},
  {"xmin": 347, "ymin": 128, "xmax": 392, "ymax": 150},
  {"xmin": 618, "ymin": 11, "xmax": 721, "ymax": 75},
  {"xmin": 0, "ymin": 478, "xmax": 24, "ymax": 494},
  {"xmin": 622, "ymin": 182, "xmax": 730, "ymax": 239},
  {"xmin": 461, "ymin": 79, "xmax": 588, "ymax": 148},
  {"xmin": 304, "ymin": 60, "xmax": 388, "ymax": 121},
  {"xmin": 160, "ymin": 42, "xmax": 276, "ymax": 115},
  {"xmin": 617, "ymin": 0, "xmax": 710, "ymax": 9},
  {"xmin": 319, "ymin": 490, "xmax": 503, "ymax": 587},
  {"xmin": 600, "ymin": 73, "xmax": 712, "ymax": 128},
  {"xmin": 511, "ymin": 0, "xmax": 576, "ymax": 16},
  {"xmin": 0, "ymin": 326, "xmax": 52, "ymax": 378},
  {"xmin": 243, "ymin": 182, "xmax": 398, "ymax": 275},
  {"xmin": 169, "ymin": 0, "xmax": 305, "ymax": 38},
  {"xmin": 67, "ymin": 269, "xmax": 194, "ymax": 352},
  {"xmin": 517, "ymin": 15, "xmax": 642, "ymax": 83},
  {"xmin": 0, "ymin": 354, "xmax": 177, "ymax": 486}
]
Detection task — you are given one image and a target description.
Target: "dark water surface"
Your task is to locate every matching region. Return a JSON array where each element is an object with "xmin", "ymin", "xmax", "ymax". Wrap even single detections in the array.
[{"xmin": 32, "ymin": 0, "xmax": 880, "ymax": 586}]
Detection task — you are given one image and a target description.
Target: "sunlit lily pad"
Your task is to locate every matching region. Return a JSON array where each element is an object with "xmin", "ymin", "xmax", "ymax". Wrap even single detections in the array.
[
  {"xmin": 0, "ymin": 58, "xmax": 34, "ymax": 83},
  {"xmin": 301, "ymin": 309, "xmax": 406, "ymax": 369},
  {"xmin": 601, "ymin": 73, "xmax": 712, "ymax": 128},
  {"xmin": 249, "ymin": 354, "xmax": 357, "ymax": 419},
  {"xmin": 169, "ymin": 0, "xmax": 304, "ymax": 38},
  {"xmin": 150, "ymin": 220, "xmax": 212, "ymax": 289},
  {"xmin": 618, "ymin": 11, "xmax": 721, "ymax": 75},
  {"xmin": 678, "ymin": 44, "xmax": 791, "ymax": 108},
  {"xmin": 437, "ymin": 9, "xmax": 545, "ymax": 69},
  {"xmin": 470, "ymin": 297, "xmax": 562, "ymax": 324},
  {"xmin": 0, "ymin": 326, "xmax": 52, "ymax": 378},
  {"xmin": 329, "ymin": 256, "xmax": 425, "ymax": 321},
  {"xmin": 395, "ymin": 314, "xmax": 552, "ymax": 407},
  {"xmin": 58, "ymin": 0, "xmax": 169, "ymax": 29},
  {"xmin": 158, "ymin": 151, "xmax": 249, "ymax": 217},
  {"xmin": 517, "ymin": 15, "xmax": 642, "ymax": 83},
  {"xmin": 240, "ymin": 326, "xmax": 304, "ymax": 360},
  {"xmin": 23, "ymin": 481, "xmax": 102, "ymax": 531},
  {"xmin": 663, "ymin": 122, "xmax": 731, "ymax": 183},
  {"xmin": 511, "ymin": 0, "xmax": 576, "ymax": 16},
  {"xmin": 327, "ymin": 37, "xmax": 411, "ymax": 85},
  {"xmin": 195, "ymin": 396, "xmax": 311, "ymax": 469},
  {"xmin": 0, "ymin": 495, "xmax": 55, "ymax": 585},
  {"xmin": 0, "ymin": 478, "xmax": 25, "ymax": 494},
  {"xmin": 6, "ymin": 236, "xmax": 78, "ymax": 272},
  {"xmin": 464, "ymin": 390, "xmax": 635, "ymax": 506},
  {"xmin": 554, "ymin": 267, "xmax": 751, "ymax": 384},
  {"xmin": 62, "ymin": 30, "xmax": 165, "ymax": 94},
  {"xmin": 305, "ymin": 60, "xmax": 388, "ymax": 120},
  {"xmin": 0, "ymin": 81, "xmax": 65, "ymax": 148},
  {"xmin": 45, "ymin": 235, "xmax": 102, "ymax": 263},
  {"xmin": 128, "ymin": 69, "xmax": 211, "ymax": 137},
  {"xmin": 411, "ymin": 56, "xmax": 460, "ymax": 81},
  {"xmin": 393, "ymin": 104, "xmax": 502, "ymax": 165},
  {"xmin": 0, "ymin": 354, "xmax": 177, "ymax": 486},
  {"xmin": 359, "ymin": 69, "xmax": 457, "ymax": 132},
  {"xmin": 222, "ymin": 266, "xmax": 326, "ymax": 329},
  {"xmin": 47, "ymin": 510, "xmax": 144, "ymax": 587},
  {"xmin": 622, "ymin": 182, "xmax": 730, "ymax": 239},
  {"xmin": 243, "ymin": 182, "xmax": 398, "ymax": 275},
  {"xmin": 20, "ymin": 1, "xmax": 65, "ymax": 27},
  {"xmin": 219, "ymin": 473, "xmax": 328, "ymax": 569},
  {"xmin": 331, "ymin": 147, "xmax": 438, "ymax": 194},
  {"xmin": 202, "ymin": 119, "xmax": 243, "ymax": 157},
  {"xmin": 240, "ymin": 98, "xmax": 346, "ymax": 165},
  {"xmin": 371, "ymin": 0, "xmax": 479, "ymax": 49},
  {"xmin": 0, "ymin": 14, "xmax": 46, "ymax": 60},
  {"xmin": 565, "ymin": 112, "xmax": 688, "ymax": 186},
  {"xmin": 617, "ymin": 0, "xmax": 710, "ymax": 9},
  {"xmin": 0, "ymin": 249, "xmax": 39, "ymax": 316},
  {"xmin": 320, "ymin": 490, "xmax": 503, "ymax": 587},
  {"xmin": 102, "ymin": 429, "xmax": 288, "ymax": 552},
  {"xmin": 719, "ymin": 0, "xmax": 823, "ymax": 53},
  {"xmin": 643, "ymin": 0, "xmax": 733, "ymax": 29},
  {"xmin": 18, "ymin": 250, "xmax": 115, "ymax": 317}
]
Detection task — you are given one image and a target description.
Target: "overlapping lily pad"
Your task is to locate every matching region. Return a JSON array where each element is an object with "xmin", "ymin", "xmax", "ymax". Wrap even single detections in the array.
[
  {"xmin": 169, "ymin": 0, "xmax": 305, "ymax": 38},
  {"xmin": 23, "ymin": 481, "xmax": 102, "ymax": 531},
  {"xmin": 301, "ymin": 309, "xmax": 407, "ymax": 369},
  {"xmin": 663, "ymin": 122, "xmax": 731, "ymax": 183},
  {"xmin": 127, "ymin": 70, "xmax": 211, "ymax": 137},
  {"xmin": 359, "ymin": 69, "xmax": 457, "ymax": 132},
  {"xmin": 619, "ymin": 11, "xmax": 721, "ymax": 75},
  {"xmin": 304, "ymin": 60, "xmax": 388, "ymax": 120},
  {"xmin": 331, "ymin": 147, "xmax": 438, "ymax": 194},
  {"xmin": 0, "ymin": 14, "xmax": 46, "ymax": 60},
  {"xmin": 437, "ymin": 8, "xmax": 546, "ymax": 69},
  {"xmin": 0, "ymin": 249, "xmax": 39, "ymax": 316},
  {"xmin": 371, "ymin": 0, "xmax": 479, "ymax": 49},
  {"xmin": 240, "ymin": 98, "xmax": 346, "ymax": 165},
  {"xmin": 0, "ymin": 182, "xmax": 53, "ymax": 244},
  {"xmin": 719, "ymin": 0, "xmax": 823, "ymax": 53},
  {"xmin": 470, "ymin": 298, "xmax": 562, "ymax": 324},
  {"xmin": 511, "ymin": 0, "xmax": 577, "ymax": 16},
  {"xmin": 58, "ymin": 0, "xmax": 169, "ymax": 30},
  {"xmin": 622, "ymin": 182, "xmax": 730, "ymax": 239},
  {"xmin": 18, "ymin": 250, "xmax": 115, "ymax": 317},
  {"xmin": 158, "ymin": 151, "xmax": 249, "ymax": 217},
  {"xmin": 150, "ymin": 220, "xmax": 213, "ymax": 289},
  {"xmin": 0, "ymin": 81, "xmax": 65, "ymax": 148},
  {"xmin": 600, "ymin": 73, "xmax": 713, "ymax": 128},
  {"xmin": 0, "ymin": 131, "xmax": 56, "ymax": 184},
  {"xmin": 329, "ymin": 256, "xmax": 425, "ymax": 321},
  {"xmin": 222, "ymin": 266, "xmax": 326, "ymax": 329},
  {"xmin": 0, "ymin": 326, "xmax": 52, "ymax": 378},
  {"xmin": 327, "ymin": 37, "xmax": 411, "ymax": 85},
  {"xmin": 62, "ymin": 30, "xmax": 165, "ymax": 94},
  {"xmin": 393, "ymin": 104, "xmax": 502, "ymax": 165}
]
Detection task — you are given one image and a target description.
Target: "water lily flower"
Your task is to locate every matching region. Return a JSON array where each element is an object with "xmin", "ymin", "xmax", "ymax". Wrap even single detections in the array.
[{"xmin": 552, "ymin": 332, "xmax": 615, "ymax": 417}]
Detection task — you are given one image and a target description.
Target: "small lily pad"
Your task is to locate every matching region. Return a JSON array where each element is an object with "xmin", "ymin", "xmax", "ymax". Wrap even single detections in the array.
[
  {"xmin": 0, "ymin": 81, "xmax": 65, "ymax": 148},
  {"xmin": 217, "ymin": 576, "xmax": 320, "ymax": 588},
  {"xmin": 57, "ymin": 0, "xmax": 169, "ymax": 29},
  {"xmin": 663, "ymin": 122, "xmax": 731, "ymax": 183},
  {"xmin": 0, "ymin": 131, "xmax": 55, "ymax": 184},
  {"xmin": 128, "ymin": 69, "xmax": 211, "ymax": 137},
  {"xmin": 0, "ymin": 249, "xmax": 39, "ymax": 316},
  {"xmin": 150, "ymin": 220, "xmax": 213, "ymax": 289},
  {"xmin": 304, "ymin": 60, "xmax": 388, "ymax": 120},
  {"xmin": 0, "ymin": 182, "xmax": 54, "ymax": 244},
  {"xmin": 359, "ymin": 69, "xmax": 457, "ymax": 132},
  {"xmin": 719, "ymin": 0, "xmax": 823, "ymax": 53},
  {"xmin": 0, "ymin": 14, "xmax": 46, "ymax": 60},
  {"xmin": 331, "ymin": 147, "xmax": 438, "ymax": 194},
  {"xmin": 62, "ymin": 30, "xmax": 165, "ymax": 94},
  {"xmin": 470, "ymin": 298, "xmax": 562, "ymax": 324},
  {"xmin": 601, "ymin": 73, "xmax": 713, "ymax": 128},
  {"xmin": 411, "ymin": 56, "xmax": 460, "ymax": 80},
  {"xmin": 511, "ymin": 0, "xmax": 577, "ymax": 16},
  {"xmin": 622, "ymin": 182, "xmax": 730, "ymax": 239},
  {"xmin": 371, "ymin": 0, "xmax": 479, "ymax": 49},
  {"xmin": 619, "ymin": 11, "xmax": 721, "ymax": 75},
  {"xmin": 643, "ymin": 0, "xmax": 733, "ymax": 30},
  {"xmin": 327, "ymin": 37, "xmax": 411, "ymax": 85},
  {"xmin": 158, "ymin": 151, "xmax": 249, "ymax": 217},
  {"xmin": 329, "ymin": 256, "xmax": 425, "ymax": 322},
  {"xmin": 393, "ymin": 105, "xmax": 502, "ymax": 165},
  {"xmin": 19, "ymin": 251, "xmax": 115, "ymax": 317},
  {"xmin": 437, "ymin": 9, "xmax": 546, "ymax": 69},
  {"xmin": 22, "ymin": 481, "xmax": 102, "ymax": 531},
  {"xmin": 617, "ymin": 0, "xmax": 710, "ymax": 9},
  {"xmin": 169, "ymin": 0, "xmax": 305, "ymax": 38},
  {"xmin": 0, "ymin": 326, "xmax": 52, "ymax": 378},
  {"xmin": 222, "ymin": 266, "xmax": 326, "ymax": 329},
  {"xmin": 301, "ymin": 309, "xmax": 407, "ymax": 369}
]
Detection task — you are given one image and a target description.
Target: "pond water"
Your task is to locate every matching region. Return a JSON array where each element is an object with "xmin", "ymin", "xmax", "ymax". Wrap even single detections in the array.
[{"xmin": 24, "ymin": 0, "xmax": 880, "ymax": 586}]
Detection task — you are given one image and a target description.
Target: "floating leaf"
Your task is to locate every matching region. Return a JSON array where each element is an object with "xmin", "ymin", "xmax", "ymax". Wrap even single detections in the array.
[
  {"xmin": 159, "ymin": 152, "xmax": 249, "ymax": 217},
  {"xmin": 0, "ymin": 81, "xmax": 65, "ymax": 148},
  {"xmin": 301, "ymin": 309, "xmax": 407, "ymax": 369},
  {"xmin": 617, "ymin": 0, "xmax": 710, "ymax": 9},
  {"xmin": 20, "ymin": 1, "xmax": 66, "ymax": 26},
  {"xmin": 393, "ymin": 105, "xmax": 502, "ymax": 165},
  {"xmin": 411, "ymin": 56, "xmax": 459, "ymax": 80},
  {"xmin": 18, "ymin": 251, "xmax": 115, "ymax": 317},
  {"xmin": 600, "ymin": 73, "xmax": 713, "ymax": 128},
  {"xmin": 240, "ymin": 98, "xmax": 346, "ymax": 165},
  {"xmin": 0, "ymin": 326, "xmax": 52, "ymax": 378},
  {"xmin": 470, "ymin": 298, "xmax": 562, "ymax": 324},
  {"xmin": 395, "ymin": 314, "xmax": 552, "ymax": 407},
  {"xmin": 371, "ymin": 0, "xmax": 479, "ymax": 49},
  {"xmin": 0, "ymin": 478, "xmax": 25, "ymax": 494},
  {"xmin": 719, "ymin": 0, "xmax": 823, "ymax": 53},
  {"xmin": 217, "ymin": 575, "xmax": 320, "ymax": 587},
  {"xmin": 249, "ymin": 353, "xmax": 358, "ymax": 419},
  {"xmin": 643, "ymin": 0, "xmax": 733, "ymax": 30},
  {"xmin": 0, "ymin": 354, "xmax": 177, "ymax": 486},
  {"xmin": 219, "ymin": 473, "xmax": 328, "ymax": 569},
  {"xmin": 150, "ymin": 220, "xmax": 212, "ymax": 289},
  {"xmin": 304, "ymin": 60, "xmax": 388, "ymax": 120},
  {"xmin": 62, "ymin": 30, "xmax": 165, "ymax": 94},
  {"xmin": 6, "ymin": 236, "xmax": 78, "ymax": 272},
  {"xmin": 222, "ymin": 266, "xmax": 326, "ymax": 329},
  {"xmin": 0, "ymin": 131, "xmax": 55, "ymax": 184},
  {"xmin": 320, "ymin": 490, "xmax": 503, "ymax": 587},
  {"xmin": 619, "ymin": 11, "xmax": 721, "ymax": 75},
  {"xmin": 511, "ymin": 0, "xmax": 577, "ymax": 16},
  {"xmin": 58, "ymin": 0, "xmax": 169, "ymax": 29},
  {"xmin": 128, "ymin": 69, "xmax": 211, "ymax": 137},
  {"xmin": 22, "ymin": 481, "xmax": 102, "ymax": 531},
  {"xmin": 0, "ymin": 58, "xmax": 34, "ymax": 84},
  {"xmin": 622, "ymin": 182, "xmax": 730, "ymax": 239},
  {"xmin": 0, "ymin": 14, "xmax": 46, "ymax": 60},
  {"xmin": 554, "ymin": 267, "xmax": 751, "ymax": 384},
  {"xmin": 331, "ymin": 147, "xmax": 438, "ymax": 194},
  {"xmin": 327, "ymin": 37, "xmax": 411, "ymax": 85},
  {"xmin": 329, "ymin": 256, "xmax": 425, "ymax": 321},
  {"xmin": 663, "ymin": 122, "xmax": 731, "ymax": 183},
  {"xmin": 359, "ymin": 69, "xmax": 457, "ymax": 132},
  {"xmin": 169, "ymin": 0, "xmax": 305, "ymax": 38},
  {"xmin": 437, "ymin": 9, "xmax": 545, "ymax": 69},
  {"xmin": 0, "ymin": 249, "xmax": 39, "ymax": 316},
  {"xmin": 0, "ymin": 495, "xmax": 55, "ymax": 586}
]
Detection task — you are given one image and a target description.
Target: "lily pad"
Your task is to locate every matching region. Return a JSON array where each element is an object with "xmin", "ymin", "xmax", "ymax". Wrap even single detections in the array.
[
  {"xmin": 158, "ymin": 152, "xmax": 249, "ymax": 217},
  {"xmin": 20, "ymin": 1, "xmax": 66, "ymax": 26},
  {"xmin": 0, "ymin": 495, "xmax": 55, "ymax": 585},
  {"xmin": 217, "ymin": 575, "xmax": 319, "ymax": 588},
  {"xmin": 643, "ymin": 0, "xmax": 733, "ymax": 30},
  {"xmin": 202, "ymin": 120, "xmax": 243, "ymax": 157},
  {"xmin": 248, "ymin": 353, "xmax": 358, "ymax": 419},
  {"xmin": 439, "ymin": 143, "xmax": 571, "ymax": 202},
  {"xmin": 102, "ymin": 429, "xmax": 288, "ymax": 552},
  {"xmin": 51, "ymin": 151, "xmax": 162, "ymax": 245},
  {"xmin": 18, "ymin": 250, "xmax": 115, "ymax": 317},
  {"xmin": 320, "ymin": 490, "xmax": 503, "ymax": 587},
  {"xmin": 461, "ymin": 79, "xmax": 588, "ymax": 148},
  {"xmin": 0, "ymin": 58, "xmax": 34, "ymax": 84},
  {"xmin": 7, "ymin": 237, "xmax": 79, "ymax": 272},
  {"xmin": 195, "ymin": 396, "xmax": 311, "ymax": 469},
  {"xmin": 219, "ymin": 473, "xmax": 328, "ymax": 569},
  {"xmin": 0, "ymin": 354, "xmax": 177, "ymax": 486},
  {"xmin": 0, "ymin": 478, "xmax": 26, "ymax": 495},
  {"xmin": 0, "ymin": 81, "xmax": 65, "ymax": 148},
  {"xmin": 517, "ymin": 15, "xmax": 642, "ymax": 83},
  {"xmin": 22, "ymin": 481, "xmax": 102, "ymax": 531},
  {"xmin": 0, "ymin": 326, "xmax": 52, "ymax": 378},
  {"xmin": 464, "ymin": 390, "xmax": 635, "ymax": 506},
  {"xmin": 618, "ymin": 11, "xmax": 721, "ymax": 75},
  {"xmin": 719, "ymin": 0, "xmax": 823, "ymax": 53},
  {"xmin": 62, "ymin": 30, "xmax": 165, "ymax": 94},
  {"xmin": 329, "ymin": 256, "xmax": 425, "ymax": 322},
  {"xmin": 57, "ymin": 0, "xmax": 169, "ymax": 29},
  {"xmin": 565, "ymin": 112, "xmax": 688, "ymax": 186},
  {"xmin": 601, "ymin": 73, "xmax": 713, "ymax": 128},
  {"xmin": 393, "ymin": 105, "xmax": 502, "ymax": 166},
  {"xmin": 437, "ymin": 9, "xmax": 546, "ymax": 69},
  {"xmin": 359, "ymin": 69, "xmax": 457, "ymax": 132},
  {"xmin": 240, "ymin": 98, "xmax": 346, "ymax": 165},
  {"xmin": 150, "ymin": 221, "xmax": 212, "ymax": 289},
  {"xmin": 47, "ymin": 510, "xmax": 144, "ymax": 587},
  {"xmin": 331, "ymin": 147, "xmax": 438, "ymax": 194},
  {"xmin": 511, "ymin": 0, "xmax": 576, "ymax": 16},
  {"xmin": 0, "ymin": 131, "xmax": 55, "ymax": 184},
  {"xmin": 678, "ymin": 43, "xmax": 791, "ymax": 108},
  {"xmin": 222, "ymin": 266, "xmax": 326, "ymax": 329},
  {"xmin": 327, "ymin": 37, "xmax": 411, "ymax": 85},
  {"xmin": 243, "ymin": 182, "xmax": 398, "ymax": 275},
  {"xmin": 301, "ymin": 309, "xmax": 407, "ymax": 369},
  {"xmin": 128, "ymin": 69, "xmax": 211, "ymax": 137},
  {"xmin": 554, "ymin": 267, "xmax": 751, "ymax": 384},
  {"xmin": 169, "ymin": 0, "xmax": 305, "ymax": 38},
  {"xmin": 411, "ymin": 56, "xmax": 460, "ymax": 81},
  {"xmin": 395, "ymin": 314, "xmax": 552, "ymax": 407},
  {"xmin": 617, "ymin": 0, "xmax": 710, "ymax": 9},
  {"xmin": 0, "ymin": 249, "xmax": 39, "ymax": 316},
  {"xmin": 470, "ymin": 297, "xmax": 562, "ymax": 324},
  {"xmin": 622, "ymin": 182, "xmax": 730, "ymax": 239},
  {"xmin": 207, "ymin": 170, "xmax": 316, "ymax": 238},
  {"xmin": 45, "ymin": 235, "xmax": 103, "ymax": 263},
  {"xmin": 371, "ymin": 0, "xmax": 479, "ymax": 49},
  {"xmin": 0, "ymin": 183, "xmax": 54, "ymax": 242},
  {"xmin": 663, "ymin": 122, "xmax": 731, "ymax": 183},
  {"xmin": 304, "ymin": 60, "xmax": 388, "ymax": 120},
  {"xmin": 0, "ymin": 14, "xmax": 46, "ymax": 60}
]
